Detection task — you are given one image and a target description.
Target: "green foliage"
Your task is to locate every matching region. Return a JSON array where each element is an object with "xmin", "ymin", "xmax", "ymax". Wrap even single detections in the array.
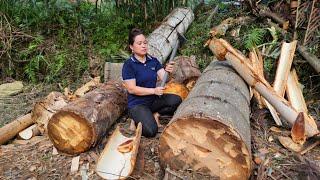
[{"xmin": 244, "ymin": 28, "xmax": 267, "ymax": 50}]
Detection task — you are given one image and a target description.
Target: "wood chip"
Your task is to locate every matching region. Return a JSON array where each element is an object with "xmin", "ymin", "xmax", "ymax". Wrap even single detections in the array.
[
  {"xmin": 70, "ymin": 156, "xmax": 80, "ymax": 173},
  {"xmin": 52, "ymin": 147, "xmax": 58, "ymax": 155}
]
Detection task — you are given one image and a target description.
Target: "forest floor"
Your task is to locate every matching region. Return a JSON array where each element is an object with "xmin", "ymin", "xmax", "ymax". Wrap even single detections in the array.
[{"xmin": 0, "ymin": 85, "xmax": 319, "ymax": 179}]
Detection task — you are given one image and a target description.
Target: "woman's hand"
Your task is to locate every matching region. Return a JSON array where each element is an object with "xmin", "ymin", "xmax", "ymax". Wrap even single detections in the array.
[
  {"xmin": 165, "ymin": 62, "xmax": 175, "ymax": 73},
  {"xmin": 154, "ymin": 87, "xmax": 165, "ymax": 95}
]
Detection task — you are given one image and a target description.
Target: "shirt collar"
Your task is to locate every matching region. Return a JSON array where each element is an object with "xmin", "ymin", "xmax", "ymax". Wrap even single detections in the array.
[{"xmin": 131, "ymin": 54, "xmax": 152, "ymax": 63}]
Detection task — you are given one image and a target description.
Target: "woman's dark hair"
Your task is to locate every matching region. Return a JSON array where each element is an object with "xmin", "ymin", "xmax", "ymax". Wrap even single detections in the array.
[{"xmin": 128, "ymin": 28, "xmax": 144, "ymax": 45}]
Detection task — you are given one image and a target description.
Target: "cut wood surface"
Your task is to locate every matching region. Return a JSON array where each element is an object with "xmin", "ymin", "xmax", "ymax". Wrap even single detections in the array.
[
  {"xmin": 47, "ymin": 81, "xmax": 127, "ymax": 154},
  {"xmin": 17, "ymin": 124, "xmax": 40, "ymax": 140},
  {"xmin": 96, "ymin": 123, "xmax": 142, "ymax": 179},
  {"xmin": 0, "ymin": 113, "xmax": 33, "ymax": 145},
  {"xmin": 32, "ymin": 92, "xmax": 68, "ymax": 134},
  {"xmin": 170, "ymin": 56, "xmax": 201, "ymax": 84},
  {"xmin": 210, "ymin": 16, "xmax": 252, "ymax": 37},
  {"xmin": 225, "ymin": 52, "xmax": 319, "ymax": 137},
  {"xmin": 159, "ymin": 61, "xmax": 252, "ymax": 179}
]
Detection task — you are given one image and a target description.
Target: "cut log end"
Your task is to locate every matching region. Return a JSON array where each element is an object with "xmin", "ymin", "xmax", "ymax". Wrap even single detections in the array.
[
  {"xmin": 159, "ymin": 117, "xmax": 251, "ymax": 179},
  {"xmin": 48, "ymin": 111, "xmax": 94, "ymax": 154}
]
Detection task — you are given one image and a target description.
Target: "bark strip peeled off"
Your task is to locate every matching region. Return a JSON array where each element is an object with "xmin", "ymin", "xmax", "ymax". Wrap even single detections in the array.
[
  {"xmin": 47, "ymin": 81, "xmax": 127, "ymax": 155},
  {"xmin": 159, "ymin": 61, "xmax": 252, "ymax": 179},
  {"xmin": 225, "ymin": 52, "xmax": 319, "ymax": 137},
  {"xmin": 0, "ymin": 113, "xmax": 33, "ymax": 145}
]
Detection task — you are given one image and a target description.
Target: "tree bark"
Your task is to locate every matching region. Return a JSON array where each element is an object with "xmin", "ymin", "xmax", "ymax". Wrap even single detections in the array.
[
  {"xmin": 159, "ymin": 61, "xmax": 252, "ymax": 179},
  {"xmin": 47, "ymin": 81, "xmax": 127, "ymax": 155},
  {"xmin": 0, "ymin": 113, "xmax": 33, "ymax": 144}
]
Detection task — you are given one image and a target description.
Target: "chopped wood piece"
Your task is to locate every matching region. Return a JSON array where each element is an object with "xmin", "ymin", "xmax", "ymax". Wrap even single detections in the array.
[
  {"xmin": 74, "ymin": 76, "xmax": 101, "ymax": 97},
  {"xmin": 163, "ymin": 82, "xmax": 189, "ymax": 100},
  {"xmin": 47, "ymin": 81, "xmax": 127, "ymax": 154},
  {"xmin": 291, "ymin": 112, "xmax": 306, "ymax": 145},
  {"xmin": 52, "ymin": 147, "xmax": 58, "ymax": 155},
  {"xmin": 159, "ymin": 61, "xmax": 252, "ymax": 179},
  {"xmin": 96, "ymin": 123, "xmax": 142, "ymax": 179},
  {"xmin": 17, "ymin": 124, "xmax": 40, "ymax": 140},
  {"xmin": 70, "ymin": 156, "xmax": 80, "ymax": 173},
  {"xmin": 0, "ymin": 113, "xmax": 33, "ymax": 145},
  {"xmin": 278, "ymin": 136, "xmax": 303, "ymax": 152}
]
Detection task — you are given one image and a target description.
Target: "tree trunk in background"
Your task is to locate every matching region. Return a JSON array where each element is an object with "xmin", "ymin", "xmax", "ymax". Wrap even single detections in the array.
[
  {"xmin": 104, "ymin": 7, "xmax": 194, "ymax": 82},
  {"xmin": 159, "ymin": 61, "xmax": 252, "ymax": 179},
  {"xmin": 47, "ymin": 81, "xmax": 127, "ymax": 155}
]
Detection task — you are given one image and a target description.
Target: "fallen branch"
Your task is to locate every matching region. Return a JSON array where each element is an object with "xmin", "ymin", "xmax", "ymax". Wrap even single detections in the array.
[
  {"xmin": 224, "ymin": 51, "xmax": 319, "ymax": 137},
  {"xmin": 0, "ymin": 113, "xmax": 33, "ymax": 144}
]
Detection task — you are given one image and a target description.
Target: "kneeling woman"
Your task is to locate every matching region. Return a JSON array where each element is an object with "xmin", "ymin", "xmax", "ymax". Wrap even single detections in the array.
[{"xmin": 122, "ymin": 28, "xmax": 182, "ymax": 137}]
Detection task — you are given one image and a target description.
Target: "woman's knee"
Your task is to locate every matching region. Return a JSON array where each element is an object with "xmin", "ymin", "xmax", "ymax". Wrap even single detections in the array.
[
  {"xmin": 166, "ymin": 94, "xmax": 182, "ymax": 108},
  {"xmin": 142, "ymin": 123, "xmax": 158, "ymax": 137}
]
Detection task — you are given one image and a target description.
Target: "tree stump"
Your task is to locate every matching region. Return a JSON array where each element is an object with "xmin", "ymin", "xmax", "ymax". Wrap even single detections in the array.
[
  {"xmin": 47, "ymin": 81, "xmax": 127, "ymax": 155},
  {"xmin": 159, "ymin": 61, "xmax": 252, "ymax": 179}
]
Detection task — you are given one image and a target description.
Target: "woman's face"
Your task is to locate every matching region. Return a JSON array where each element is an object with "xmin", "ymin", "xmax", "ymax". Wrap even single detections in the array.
[{"xmin": 130, "ymin": 34, "xmax": 148, "ymax": 57}]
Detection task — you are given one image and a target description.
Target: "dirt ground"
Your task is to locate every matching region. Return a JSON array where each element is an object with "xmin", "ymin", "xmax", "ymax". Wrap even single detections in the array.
[{"xmin": 1, "ymin": 87, "xmax": 320, "ymax": 180}]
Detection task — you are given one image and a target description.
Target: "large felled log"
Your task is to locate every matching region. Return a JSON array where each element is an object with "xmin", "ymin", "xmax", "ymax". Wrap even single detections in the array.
[
  {"xmin": 0, "ymin": 113, "xmax": 33, "ymax": 144},
  {"xmin": 159, "ymin": 61, "xmax": 252, "ymax": 179},
  {"xmin": 33, "ymin": 92, "xmax": 68, "ymax": 134},
  {"xmin": 225, "ymin": 52, "xmax": 319, "ymax": 137},
  {"xmin": 104, "ymin": 7, "xmax": 194, "ymax": 81},
  {"xmin": 47, "ymin": 81, "xmax": 127, "ymax": 154}
]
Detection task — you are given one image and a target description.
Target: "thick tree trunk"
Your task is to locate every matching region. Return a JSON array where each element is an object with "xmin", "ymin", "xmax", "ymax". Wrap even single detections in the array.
[
  {"xmin": 0, "ymin": 113, "xmax": 33, "ymax": 144},
  {"xmin": 47, "ymin": 81, "xmax": 127, "ymax": 155},
  {"xmin": 159, "ymin": 61, "xmax": 252, "ymax": 179}
]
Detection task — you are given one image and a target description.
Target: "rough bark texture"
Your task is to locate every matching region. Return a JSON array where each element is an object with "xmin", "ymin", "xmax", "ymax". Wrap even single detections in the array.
[
  {"xmin": 47, "ymin": 81, "xmax": 127, "ymax": 155},
  {"xmin": 159, "ymin": 61, "xmax": 252, "ymax": 179},
  {"xmin": 170, "ymin": 56, "xmax": 201, "ymax": 84},
  {"xmin": 148, "ymin": 7, "xmax": 194, "ymax": 63},
  {"xmin": 0, "ymin": 113, "xmax": 33, "ymax": 144}
]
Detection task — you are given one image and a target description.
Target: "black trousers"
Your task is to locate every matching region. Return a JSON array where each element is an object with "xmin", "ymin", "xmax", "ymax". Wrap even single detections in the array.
[{"xmin": 128, "ymin": 94, "xmax": 182, "ymax": 137}]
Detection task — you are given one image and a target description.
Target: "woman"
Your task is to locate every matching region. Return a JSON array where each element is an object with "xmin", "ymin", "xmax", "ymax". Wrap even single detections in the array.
[{"xmin": 122, "ymin": 28, "xmax": 182, "ymax": 137}]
